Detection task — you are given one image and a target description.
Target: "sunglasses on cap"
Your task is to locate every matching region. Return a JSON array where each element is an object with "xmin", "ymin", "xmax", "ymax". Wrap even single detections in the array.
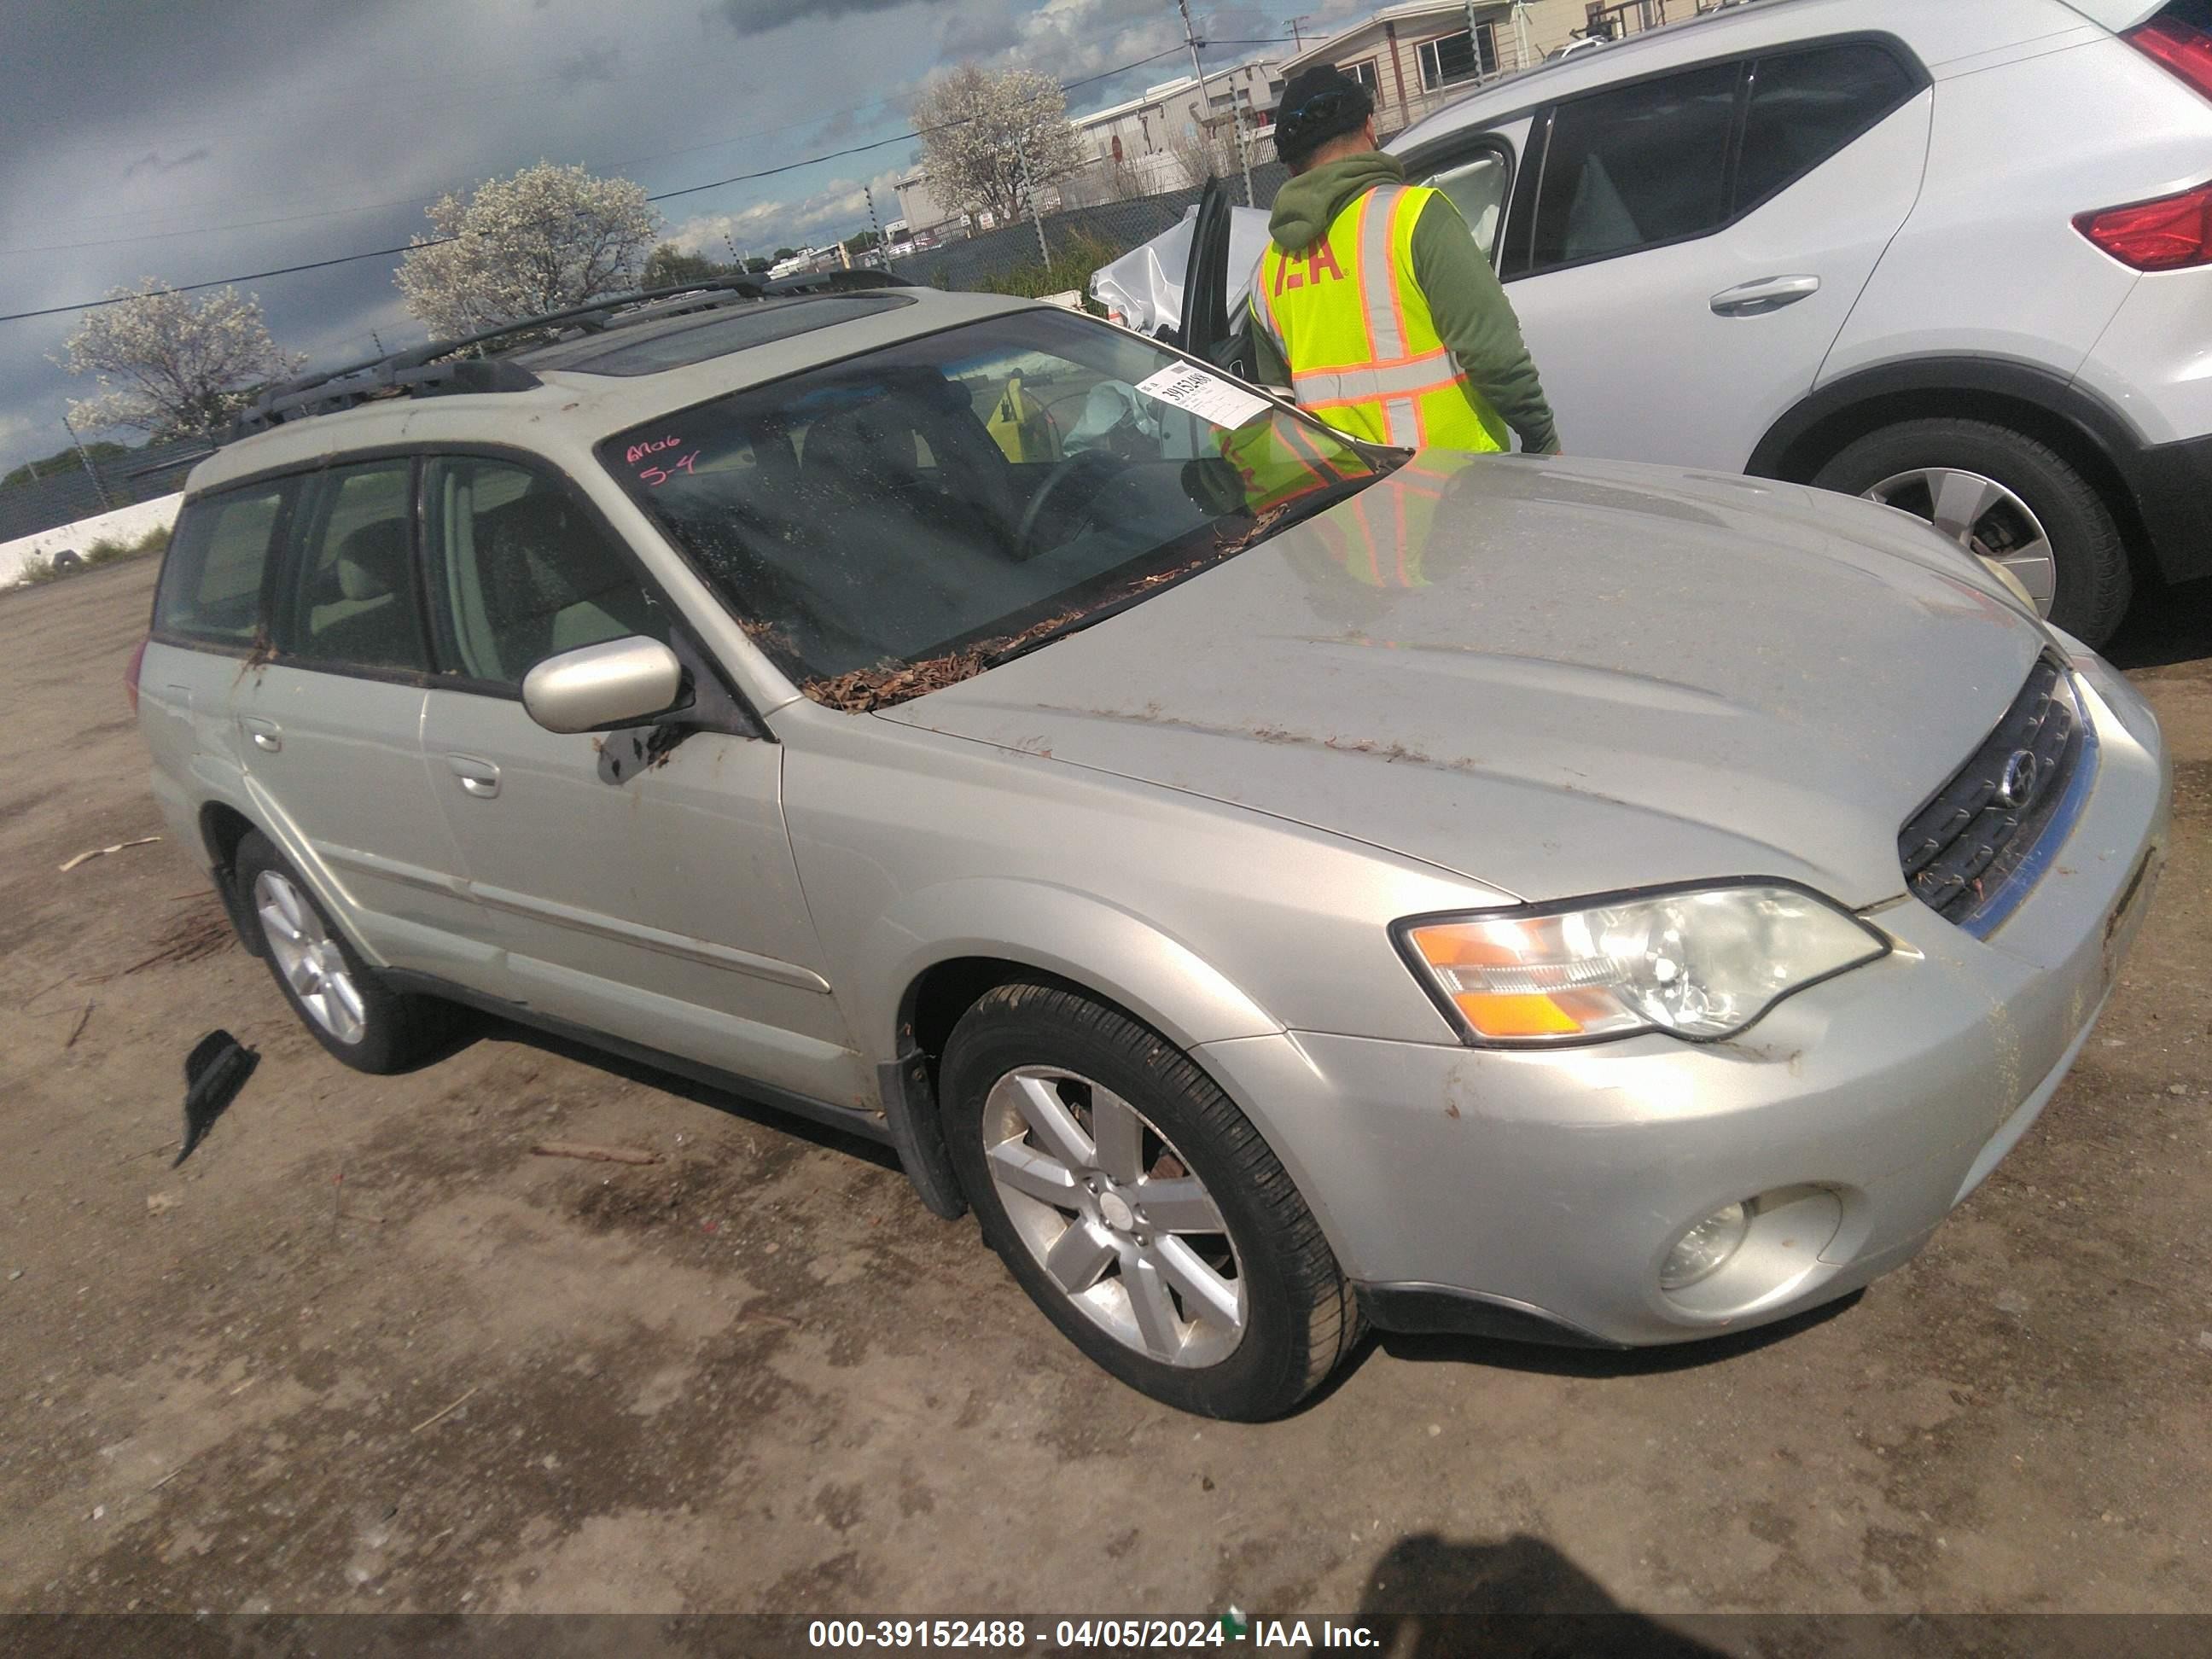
[{"xmin": 1280, "ymin": 89, "xmax": 1363, "ymax": 135}]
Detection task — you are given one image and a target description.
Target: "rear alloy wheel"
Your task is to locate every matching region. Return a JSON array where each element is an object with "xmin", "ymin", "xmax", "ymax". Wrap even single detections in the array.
[
  {"xmin": 941, "ymin": 981, "xmax": 1362, "ymax": 1420},
  {"xmin": 1813, "ymin": 416, "xmax": 2132, "ymax": 647},
  {"xmin": 232, "ymin": 830, "xmax": 457, "ymax": 1074}
]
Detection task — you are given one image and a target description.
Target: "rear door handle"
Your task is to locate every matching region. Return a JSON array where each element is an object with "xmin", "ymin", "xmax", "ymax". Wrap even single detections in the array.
[
  {"xmin": 447, "ymin": 754, "xmax": 501, "ymax": 799},
  {"xmin": 240, "ymin": 716, "xmax": 282, "ymax": 753},
  {"xmin": 1709, "ymin": 274, "xmax": 1821, "ymax": 317}
]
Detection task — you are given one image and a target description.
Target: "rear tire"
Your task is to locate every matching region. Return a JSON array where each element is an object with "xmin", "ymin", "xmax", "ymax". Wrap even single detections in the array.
[
  {"xmin": 232, "ymin": 830, "xmax": 457, "ymax": 1074},
  {"xmin": 940, "ymin": 981, "xmax": 1362, "ymax": 1420},
  {"xmin": 1812, "ymin": 416, "xmax": 2132, "ymax": 646}
]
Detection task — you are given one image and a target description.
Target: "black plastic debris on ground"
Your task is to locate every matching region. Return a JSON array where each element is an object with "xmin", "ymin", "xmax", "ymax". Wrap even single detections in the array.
[{"xmin": 176, "ymin": 1030, "xmax": 257, "ymax": 1167}]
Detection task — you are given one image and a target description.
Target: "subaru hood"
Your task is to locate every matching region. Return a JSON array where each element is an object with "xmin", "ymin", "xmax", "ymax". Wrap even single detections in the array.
[{"xmin": 875, "ymin": 452, "xmax": 2052, "ymax": 908}]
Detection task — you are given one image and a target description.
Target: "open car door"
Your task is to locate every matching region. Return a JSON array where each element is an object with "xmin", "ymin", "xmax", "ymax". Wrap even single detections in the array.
[{"xmin": 1176, "ymin": 176, "xmax": 1255, "ymax": 379}]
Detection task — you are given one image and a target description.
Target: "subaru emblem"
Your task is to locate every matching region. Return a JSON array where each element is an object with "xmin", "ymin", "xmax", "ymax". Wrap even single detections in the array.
[{"xmin": 1994, "ymin": 748, "xmax": 2040, "ymax": 809}]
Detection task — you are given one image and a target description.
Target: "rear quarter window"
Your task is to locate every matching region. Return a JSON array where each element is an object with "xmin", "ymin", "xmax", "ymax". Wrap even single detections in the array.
[{"xmin": 153, "ymin": 480, "xmax": 294, "ymax": 647}]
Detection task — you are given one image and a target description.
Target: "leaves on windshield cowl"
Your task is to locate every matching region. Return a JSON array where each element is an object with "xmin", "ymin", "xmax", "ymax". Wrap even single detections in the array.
[
  {"xmin": 800, "ymin": 528, "xmax": 1259, "ymax": 713},
  {"xmin": 1215, "ymin": 506, "xmax": 1286, "ymax": 555},
  {"xmin": 805, "ymin": 611, "xmax": 1082, "ymax": 713}
]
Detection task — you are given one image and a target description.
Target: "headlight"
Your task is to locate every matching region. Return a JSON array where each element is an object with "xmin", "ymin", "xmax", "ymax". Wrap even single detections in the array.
[{"xmin": 1395, "ymin": 882, "xmax": 1888, "ymax": 1047}]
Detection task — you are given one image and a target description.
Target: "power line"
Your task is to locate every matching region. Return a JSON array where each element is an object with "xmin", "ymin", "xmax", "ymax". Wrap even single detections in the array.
[{"xmin": 0, "ymin": 45, "xmax": 1191, "ymax": 327}]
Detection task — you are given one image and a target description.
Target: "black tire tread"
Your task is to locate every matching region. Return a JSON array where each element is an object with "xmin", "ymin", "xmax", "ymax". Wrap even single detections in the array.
[{"xmin": 1813, "ymin": 416, "xmax": 2132, "ymax": 646}]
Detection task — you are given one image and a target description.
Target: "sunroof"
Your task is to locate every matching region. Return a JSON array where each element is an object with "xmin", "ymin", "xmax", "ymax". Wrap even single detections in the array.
[{"xmin": 521, "ymin": 294, "xmax": 913, "ymax": 376}]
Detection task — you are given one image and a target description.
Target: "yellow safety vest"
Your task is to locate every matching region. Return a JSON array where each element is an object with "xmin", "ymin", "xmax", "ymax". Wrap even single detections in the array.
[
  {"xmin": 1250, "ymin": 184, "xmax": 1508, "ymax": 454},
  {"xmin": 1216, "ymin": 414, "xmax": 1365, "ymax": 516}
]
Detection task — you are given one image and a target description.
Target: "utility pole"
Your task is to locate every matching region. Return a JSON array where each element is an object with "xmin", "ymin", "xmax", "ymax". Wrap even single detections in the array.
[
  {"xmin": 863, "ymin": 183, "xmax": 886, "ymax": 269},
  {"xmin": 1015, "ymin": 138, "xmax": 1051, "ymax": 266},
  {"xmin": 1233, "ymin": 84, "xmax": 1256, "ymax": 207},
  {"xmin": 60, "ymin": 411, "xmax": 111, "ymax": 513},
  {"xmin": 1289, "ymin": 15, "xmax": 1309, "ymax": 49},
  {"xmin": 1174, "ymin": 0, "xmax": 1208, "ymax": 102}
]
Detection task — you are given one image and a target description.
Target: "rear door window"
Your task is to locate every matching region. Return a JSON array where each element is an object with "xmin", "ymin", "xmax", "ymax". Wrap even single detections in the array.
[
  {"xmin": 272, "ymin": 459, "xmax": 432, "ymax": 674},
  {"xmin": 420, "ymin": 456, "xmax": 671, "ymax": 690},
  {"xmin": 1734, "ymin": 43, "xmax": 1918, "ymax": 212},
  {"xmin": 1528, "ymin": 60, "xmax": 1743, "ymax": 271},
  {"xmin": 154, "ymin": 481, "xmax": 293, "ymax": 647}
]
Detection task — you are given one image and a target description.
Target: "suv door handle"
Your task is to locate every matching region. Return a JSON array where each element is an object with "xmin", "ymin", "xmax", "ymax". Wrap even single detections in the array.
[
  {"xmin": 1709, "ymin": 274, "xmax": 1821, "ymax": 316},
  {"xmin": 447, "ymin": 754, "xmax": 501, "ymax": 799},
  {"xmin": 240, "ymin": 716, "xmax": 282, "ymax": 753}
]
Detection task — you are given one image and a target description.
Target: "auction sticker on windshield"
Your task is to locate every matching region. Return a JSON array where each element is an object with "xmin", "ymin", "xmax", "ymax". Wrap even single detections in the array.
[{"xmin": 1135, "ymin": 364, "xmax": 1270, "ymax": 429}]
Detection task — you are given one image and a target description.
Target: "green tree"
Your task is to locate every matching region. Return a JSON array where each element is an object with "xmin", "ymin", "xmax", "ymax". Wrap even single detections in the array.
[
  {"xmin": 773, "ymin": 247, "xmax": 800, "ymax": 261},
  {"xmin": 642, "ymin": 243, "xmax": 726, "ymax": 288},
  {"xmin": 842, "ymin": 229, "xmax": 883, "ymax": 255},
  {"xmin": 744, "ymin": 256, "xmax": 772, "ymax": 274}
]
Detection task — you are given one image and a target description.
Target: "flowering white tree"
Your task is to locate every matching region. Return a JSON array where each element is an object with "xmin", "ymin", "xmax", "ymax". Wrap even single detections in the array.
[
  {"xmin": 58, "ymin": 281, "xmax": 305, "ymax": 440},
  {"xmin": 912, "ymin": 67, "xmax": 1086, "ymax": 227},
  {"xmin": 396, "ymin": 162, "xmax": 661, "ymax": 339}
]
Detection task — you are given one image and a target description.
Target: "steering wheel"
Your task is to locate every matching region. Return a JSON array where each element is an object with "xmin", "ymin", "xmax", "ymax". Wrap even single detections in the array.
[{"xmin": 1011, "ymin": 447, "xmax": 1126, "ymax": 561}]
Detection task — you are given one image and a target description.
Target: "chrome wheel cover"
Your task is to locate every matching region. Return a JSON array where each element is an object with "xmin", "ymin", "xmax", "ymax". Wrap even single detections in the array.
[
  {"xmin": 981, "ymin": 1066, "xmax": 1246, "ymax": 1368},
  {"xmin": 1864, "ymin": 466, "xmax": 2056, "ymax": 614},
  {"xmin": 253, "ymin": 870, "xmax": 367, "ymax": 1045}
]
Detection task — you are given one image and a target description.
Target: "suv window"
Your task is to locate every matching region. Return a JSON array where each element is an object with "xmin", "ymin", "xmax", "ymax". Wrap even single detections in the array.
[
  {"xmin": 154, "ymin": 480, "xmax": 293, "ymax": 647},
  {"xmin": 1528, "ymin": 60, "xmax": 1742, "ymax": 271},
  {"xmin": 274, "ymin": 459, "xmax": 431, "ymax": 673},
  {"xmin": 1734, "ymin": 43, "xmax": 1917, "ymax": 211},
  {"xmin": 421, "ymin": 457, "xmax": 670, "ymax": 690}
]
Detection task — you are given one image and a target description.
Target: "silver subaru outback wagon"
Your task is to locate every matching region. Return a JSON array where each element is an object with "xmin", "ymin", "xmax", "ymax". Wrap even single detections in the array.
[{"xmin": 133, "ymin": 280, "xmax": 2169, "ymax": 1419}]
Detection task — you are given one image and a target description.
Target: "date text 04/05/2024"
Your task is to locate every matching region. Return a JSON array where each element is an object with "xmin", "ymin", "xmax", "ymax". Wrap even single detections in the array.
[{"xmin": 806, "ymin": 1619, "xmax": 1381, "ymax": 1650}]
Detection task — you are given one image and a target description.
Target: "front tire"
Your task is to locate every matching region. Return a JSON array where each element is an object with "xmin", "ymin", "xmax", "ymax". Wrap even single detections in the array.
[
  {"xmin": 940, "ymin": 981, "xmax": 1362, "ymax": 1420},
  {"xmin": 1812, "ymin": 416, "xmax": 2132, "ymax": 646},
  {"xmin": 233, "ymin": 830, "xmax": 456, "ymax": 1074}
]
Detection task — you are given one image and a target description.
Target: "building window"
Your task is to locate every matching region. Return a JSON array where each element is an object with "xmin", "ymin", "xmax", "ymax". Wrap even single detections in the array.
[
  {"xmin": 1342, "ymin": 59, "xmax": 1380, "ymax": 97},
  {"xmin": 1417, "ymin": 26, "xmax": 1498, "ymax": 90}
]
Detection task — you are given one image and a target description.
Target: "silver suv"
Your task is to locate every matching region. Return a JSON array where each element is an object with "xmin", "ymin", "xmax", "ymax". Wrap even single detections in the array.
[{"xmin": 133, "ymin": 281, "xmax": 2168, "ymax": 1419}]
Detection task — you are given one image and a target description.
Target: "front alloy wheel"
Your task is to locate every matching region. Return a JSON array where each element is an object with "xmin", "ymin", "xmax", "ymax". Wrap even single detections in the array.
[
  {"xmin": 941, "ymin": 981, "xmax": 1362, "ymax": 1420},
  {"xmin": 981, "ymin": 1065, "xmax": 1245, "ymax": 1367}
]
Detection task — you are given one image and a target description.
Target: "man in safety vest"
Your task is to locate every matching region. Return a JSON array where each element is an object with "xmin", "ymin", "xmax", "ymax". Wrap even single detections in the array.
[{"xmin": 1250, "ymin": 66, "xmax": 1560, "ymax": 457}]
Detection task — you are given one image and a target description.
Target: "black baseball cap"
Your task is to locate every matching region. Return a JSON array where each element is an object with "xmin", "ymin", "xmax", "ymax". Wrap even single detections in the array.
[{"xmin": 1273, "ymin": 66, "xmax": 1376, "ymax": 166}]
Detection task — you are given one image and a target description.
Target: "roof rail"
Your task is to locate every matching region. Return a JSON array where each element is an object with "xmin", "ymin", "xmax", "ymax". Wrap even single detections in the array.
[{"xmin": 229, "ymin": 275, "xmax": 776, "ymax": 439}]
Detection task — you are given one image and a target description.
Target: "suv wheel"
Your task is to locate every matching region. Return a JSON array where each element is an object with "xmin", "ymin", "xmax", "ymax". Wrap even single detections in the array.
[
  {"xmin": 940, "ymin": 981, "xmax": 1362, "ymax": 1420},
  {"xmin": 233, "ymin": 830, "xmax": 456, "ymax": 1073},
  {"xmin": 1812, "ymin": 417, "xmax": 2132, "ymax": 646}
]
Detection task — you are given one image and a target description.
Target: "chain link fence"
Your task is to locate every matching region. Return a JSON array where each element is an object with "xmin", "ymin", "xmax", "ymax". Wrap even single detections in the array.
[{"xmin": 0, "ymin": 435, "xmax": 212, "ymax": 544}]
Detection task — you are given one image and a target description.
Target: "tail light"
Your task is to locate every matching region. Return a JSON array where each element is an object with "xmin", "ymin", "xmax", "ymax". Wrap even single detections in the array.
[
  {"xmin": 2074, "ymin": 179, "xmax": 2212, "ymax": 270},
  {"xmin": 2127, "ymin": 15, "xmax": 2212, "ymax": 102},
  {"xmin": 125, "ymin": 633, "xmax": 148, "ymax": 715}
]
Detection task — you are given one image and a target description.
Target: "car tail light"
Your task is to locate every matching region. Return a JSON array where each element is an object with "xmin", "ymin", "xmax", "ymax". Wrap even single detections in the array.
[
  {"xmin": 2127, "ymin": 15, "xmax": 2212, "ymax": 102},
  {"xmin": 2074, "ymin": 179, "xmax": 2212, "ymax": 270},
  {"xmin": 125, "ymin": 633, "xmax": 148, "ymax": 715}
]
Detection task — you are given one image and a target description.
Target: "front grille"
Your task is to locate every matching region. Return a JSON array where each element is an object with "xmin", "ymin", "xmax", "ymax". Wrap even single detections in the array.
[{"xmin": 1899, "ymin": 655, "xmax": 2089, "ymax": 929}]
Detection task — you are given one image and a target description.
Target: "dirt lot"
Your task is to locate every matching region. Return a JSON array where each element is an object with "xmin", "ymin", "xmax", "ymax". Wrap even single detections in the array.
[{"xmin": 2, "ymin": 556, "xmax": 2208, "ymax": 1626}]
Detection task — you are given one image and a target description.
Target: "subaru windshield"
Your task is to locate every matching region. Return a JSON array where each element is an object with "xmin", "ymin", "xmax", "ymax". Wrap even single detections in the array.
[{"xmin": 600, "ymin": 307, "xmax": 1393, "ymax": 709}]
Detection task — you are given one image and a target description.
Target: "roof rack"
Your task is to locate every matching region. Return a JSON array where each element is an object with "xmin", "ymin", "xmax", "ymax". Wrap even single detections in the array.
[{"xmin": 228, "ymin": 270, "xmax": 910, "ymax": 439}]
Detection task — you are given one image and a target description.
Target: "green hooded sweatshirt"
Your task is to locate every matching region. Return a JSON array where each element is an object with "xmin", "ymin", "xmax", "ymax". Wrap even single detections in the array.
[{"xmin": 1254, "ymin": 151, "xmax": 1559, "ymax": 455}]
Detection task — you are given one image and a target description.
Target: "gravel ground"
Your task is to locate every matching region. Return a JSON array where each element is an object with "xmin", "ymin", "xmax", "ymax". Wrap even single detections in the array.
[{"xmin": 1, "ymin": 556, "xmax": 2207, "ymax": 1629}]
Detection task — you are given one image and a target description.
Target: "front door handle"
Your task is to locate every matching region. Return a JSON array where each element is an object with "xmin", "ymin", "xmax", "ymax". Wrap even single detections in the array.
[
  {"xmin": 1709, "ymin": 274, "xmax": 1821, "ymax": 317},
  {"xmin": 447, "ymin": 754, "xmax": 501, "ymax": 800},
  {"xmin": 240, "ymin": 716, "xmax": 282, "ymax": 753}
]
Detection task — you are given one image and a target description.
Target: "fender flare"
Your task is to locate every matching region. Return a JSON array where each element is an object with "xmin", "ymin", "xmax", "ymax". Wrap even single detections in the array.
[
  {"xmin": 858, "ymin": 879, "xmax": 1284, "ymax": 1220},
  {"xmin": 1746, "ymin": 354, "xmax": 2148, "ymax": 483}
]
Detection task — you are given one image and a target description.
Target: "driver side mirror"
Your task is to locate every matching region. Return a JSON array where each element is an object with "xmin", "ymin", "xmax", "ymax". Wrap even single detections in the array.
[{"xmin": 521, "ymin": 636, "xmax": 685, "ymax": 734}]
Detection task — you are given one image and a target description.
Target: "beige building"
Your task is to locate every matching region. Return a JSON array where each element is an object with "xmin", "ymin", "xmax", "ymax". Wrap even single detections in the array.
[
  {"xmin": 1278, "ymin": 1, "xmax": 1598, "ymax": 141},
  {"xmin": 1062, "ymin": 62, "xmax": 1284, "ymax": 205}
]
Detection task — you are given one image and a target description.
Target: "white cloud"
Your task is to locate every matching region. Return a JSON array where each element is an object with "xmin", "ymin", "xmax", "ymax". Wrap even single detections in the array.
[{"xmin": 667, "ymin": 167, "xmax": 905, "ymax": 257}]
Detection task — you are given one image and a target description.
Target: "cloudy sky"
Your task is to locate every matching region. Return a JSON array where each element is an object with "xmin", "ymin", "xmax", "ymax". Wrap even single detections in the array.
[{"xmin": 0, "ymin": 0, "xmax": 1345, "ymax": 470}]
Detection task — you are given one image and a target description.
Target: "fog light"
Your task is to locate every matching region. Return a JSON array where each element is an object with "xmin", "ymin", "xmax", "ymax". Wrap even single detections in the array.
[{"xmin": 1661, "ymin": 1201, "xmax": 1750, "ymax": 1291}]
